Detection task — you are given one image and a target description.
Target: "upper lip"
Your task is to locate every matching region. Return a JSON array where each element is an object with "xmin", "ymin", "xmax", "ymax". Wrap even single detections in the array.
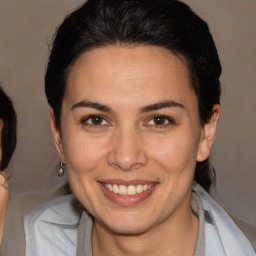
[{"xmin": 99, "ymin": 179, "xmax": 157, "ymax": 186}]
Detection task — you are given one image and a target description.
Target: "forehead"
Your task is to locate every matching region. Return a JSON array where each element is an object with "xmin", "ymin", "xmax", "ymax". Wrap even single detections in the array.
[{"xmin": 65, "ymin": 45, "xmax": 196, "ymax": 108}]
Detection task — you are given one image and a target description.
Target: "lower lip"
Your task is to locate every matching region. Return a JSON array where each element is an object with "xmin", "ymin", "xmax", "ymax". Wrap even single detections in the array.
[{"xmin": 99, "ymin": 183, "xmax": 157, "ymax": 207}]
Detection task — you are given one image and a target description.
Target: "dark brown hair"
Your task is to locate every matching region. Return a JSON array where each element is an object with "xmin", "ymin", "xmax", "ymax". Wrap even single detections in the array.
[{"xmin": 0, "ymin": 86, "xmax": 17, "ymax": 171}]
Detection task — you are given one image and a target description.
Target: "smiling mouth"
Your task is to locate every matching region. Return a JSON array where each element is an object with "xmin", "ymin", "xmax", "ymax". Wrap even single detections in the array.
[{"xmin": 101, "ymin": 182, "xmax": 154, "ymax": 196}]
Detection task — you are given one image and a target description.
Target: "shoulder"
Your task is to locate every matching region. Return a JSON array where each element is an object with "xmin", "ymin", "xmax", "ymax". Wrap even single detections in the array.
[
  {"xmin": 24, "ymin": 195, "xmax": 83, "ymax": 256},
  {"xmin": 193, "ymin": 182, "xmax": 256, "ymax": 255},
  {"xmin": 24, "ymin": 194, "xmax": 81, "ymax": 227},
  {"xmin": 1, "ymin": 185, "xmax": 69, "ymax": 256},
  {"xmin": 229, "ymin": 214, "xmax": 256, "ymax": 251}
]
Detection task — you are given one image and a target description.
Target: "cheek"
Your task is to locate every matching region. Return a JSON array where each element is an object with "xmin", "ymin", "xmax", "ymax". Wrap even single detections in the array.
[
  {"xmin": 61, "ymin": 129, "xmax": 110, "ymax": 174},
  {"xmin": 146, "ymin": 131, "xmax": 200, "ymax": 171},
  {"xmin": 60, "ymin": 131, "xmax": 109, "ymax": 211}
]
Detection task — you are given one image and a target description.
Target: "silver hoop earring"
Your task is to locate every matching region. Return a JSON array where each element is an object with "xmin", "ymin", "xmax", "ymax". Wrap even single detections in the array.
[{"xmin": 57, "ymin": 162, "xmax": 65, "ymax": 177}]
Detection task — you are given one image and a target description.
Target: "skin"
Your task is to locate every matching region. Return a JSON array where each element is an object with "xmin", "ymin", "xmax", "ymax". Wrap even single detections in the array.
[
  {"xmin": 0, "ymin": 119, "xmax": 9, "ymax": 246},
  {"xmin": 51, "ymin": 45, "xmax": 220, "ymax": 255}
]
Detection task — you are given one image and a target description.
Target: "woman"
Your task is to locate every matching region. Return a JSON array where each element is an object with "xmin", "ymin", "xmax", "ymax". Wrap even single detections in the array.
[
  {"xmin": 24, "ymin": 0, "xmax": 255, "ymax": 255},
  {"xmin": 0, "ymin": 87, "xmax": 17, "ymax": 246}
]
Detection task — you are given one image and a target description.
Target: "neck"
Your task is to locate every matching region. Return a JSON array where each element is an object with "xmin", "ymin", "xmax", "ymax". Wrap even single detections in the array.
[{"xmin": 92, "ymin": 195, "xmax": 198, "ymax": 256}]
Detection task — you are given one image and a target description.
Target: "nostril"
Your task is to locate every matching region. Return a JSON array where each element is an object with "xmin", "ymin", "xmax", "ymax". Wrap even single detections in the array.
[
  {"xmin": 107, "ymin": 149, "xmax": 148, "ymax": 171},
  {"xmin": 106, "ymin": 130, "xmax": 148, "ymax": 171}
]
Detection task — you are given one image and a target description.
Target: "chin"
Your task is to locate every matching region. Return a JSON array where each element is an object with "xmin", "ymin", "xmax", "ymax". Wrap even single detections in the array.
[{"xmin": 97, "ymin": 212, "xmax": 156, "ymax": 235}]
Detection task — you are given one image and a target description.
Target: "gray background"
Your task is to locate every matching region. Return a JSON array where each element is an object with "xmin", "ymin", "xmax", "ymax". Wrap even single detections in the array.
[{"xmin": 0, "ymin": 0, "xmax": 255, "ymax": 227}]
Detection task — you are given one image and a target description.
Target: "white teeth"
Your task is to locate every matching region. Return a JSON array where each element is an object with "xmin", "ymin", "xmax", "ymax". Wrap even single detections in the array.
[
  {"xmin": 136, "ymin": 184, "xmax": 143, "ymax": 194},
  {"xmin": 104, "ymin": 183, "xmax": 153, "ymax": 195},
  {"xmin": 107, "ymin": 184, "xmax": 113, "ymax": 192},
  {"xmin": 119, "ymin": 185, "xmax": 127, "ymax": 195},
  {"xmin": 113, "ymin": 184, "xmax": 119, "ymax": 194},
  {"xmin": 127, "ymin": 185, "xmax": 136, "ymax": 195}
]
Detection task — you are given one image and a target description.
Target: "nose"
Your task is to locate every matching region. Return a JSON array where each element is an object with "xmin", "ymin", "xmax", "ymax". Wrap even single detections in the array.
[{"xmin": 107, "ymin": 128, "xmax": 148, "ymax": 171}]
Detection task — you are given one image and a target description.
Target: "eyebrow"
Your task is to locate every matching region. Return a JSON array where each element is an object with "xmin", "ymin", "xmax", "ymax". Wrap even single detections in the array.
[
  {"xmin": 71, "ymin": 100, "xmax": 112, "ymax": 112},
  {"xmin": 71, "ymin": 99, "xmax": 184, "ymax": 113},
  {"xmin": 139, "ymin": 100, "xmax": 185, "ymax": 113}
]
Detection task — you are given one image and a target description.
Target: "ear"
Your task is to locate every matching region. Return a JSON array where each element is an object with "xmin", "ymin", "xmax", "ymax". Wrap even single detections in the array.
[
  {"xmin": 197, "ymin": 104, "xmax": 220, "ymax": 162},
  {"xmin": 50, "ymin": 109, "xmax": 64, "ymax": 162}
]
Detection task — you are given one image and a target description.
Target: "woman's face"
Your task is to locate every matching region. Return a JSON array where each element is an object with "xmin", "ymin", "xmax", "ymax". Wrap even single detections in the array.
[{"xmin": 51, "ymin": 45, "xmax": 218, "ymax": 234}]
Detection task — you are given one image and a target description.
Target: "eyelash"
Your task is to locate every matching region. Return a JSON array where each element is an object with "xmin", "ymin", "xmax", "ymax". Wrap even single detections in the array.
[{"xmin": 81, "ymin": 114, "xmax": 175, "ymax": 129}]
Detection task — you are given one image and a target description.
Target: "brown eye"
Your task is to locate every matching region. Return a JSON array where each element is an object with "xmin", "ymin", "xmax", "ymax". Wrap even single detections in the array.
[
  {"xmin": 147, "ymin": 115, "xmax": 174, "ymax": 127},
  {"xmin": 153, "ymin": 116, "xmax": 166, "ymax": 125},
  {"xmin": 91, "ymin": 116, "xmax": 104, "ymax": 125},
  {"xmin": 83, "ymin": 115, "xmax": 108, "ymax": 126}
]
